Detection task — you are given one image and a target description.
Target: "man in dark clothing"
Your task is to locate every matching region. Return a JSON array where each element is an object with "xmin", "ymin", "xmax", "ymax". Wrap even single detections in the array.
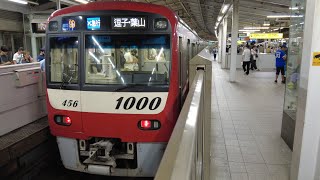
[{"xmin": 0, "ymin": 46, "xmax": 13, "ymax": 65}]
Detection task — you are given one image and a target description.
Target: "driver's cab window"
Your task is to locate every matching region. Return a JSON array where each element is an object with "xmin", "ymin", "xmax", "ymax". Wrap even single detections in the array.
[
  {"xmin": 49, "ymin": 36, "xmax": 78, "ymax": 83},
  {"xmin": 85, "ymin": 35, "xmax": 170, "ymax": 85}
]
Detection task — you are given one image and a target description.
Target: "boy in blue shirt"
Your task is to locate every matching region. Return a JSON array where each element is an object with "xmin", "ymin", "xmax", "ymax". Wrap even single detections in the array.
[
  {"xmin": 37, "ymin": 48, "xmax": 45, "ymax": 62},
  {"xmin": 275, "ymin": 46, "xmax": 287, "ymax": 83}
]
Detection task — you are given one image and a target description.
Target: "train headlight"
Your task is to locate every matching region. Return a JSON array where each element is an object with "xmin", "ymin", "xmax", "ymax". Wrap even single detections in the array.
[
  {"xmin": 138, "ymin": 120, "xmax": 161, "ymax": 130},
  {"xmin": 154, "ymin": 19, "xmax": 168, "ymax": 30},
  {"xmin": 54, "ymin": 115, "xmax": 72, "ymax": 126},
  {"xmin": 49, "ymin": 21, "xmax": 58, "ymax": 31}
]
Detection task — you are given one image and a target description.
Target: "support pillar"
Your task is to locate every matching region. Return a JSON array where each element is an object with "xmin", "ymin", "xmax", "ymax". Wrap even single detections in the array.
[
  {"xmin": 56, "ymin": 0, "xmax": 61, "ymax": 10},
  {"xmin": 221, "ymin": 17, "xmax": 227, "ymax": 69},
  {"xmin": 31, "ymin": 34, "xmax": 37, "ymax": 60},
  {"xmin": 218, "ymin": 25, "xmax": 223, "ymax": 63},
  {"xmin": 230, "ymin": 0, "xmax": 239, "ymax": 82},
  {"xmin": 291, "ymin": 0, "xmax": 320, "ymax": 179}
]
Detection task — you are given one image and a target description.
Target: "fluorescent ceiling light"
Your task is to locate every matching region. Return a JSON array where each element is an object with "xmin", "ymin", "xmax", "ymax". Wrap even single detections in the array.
[
  {"xmin": 289, "ymin": 7, "xmax": 300, "ymax": 10},
  {"xmin": 75, "ymin": 0, "xmax": 88, "ymax": 4},
  {"xmin": 273, "ymin": 28, "xmax": 279, "ymax": 31},
  {"xmin": 263, "ymin": 24, "xmax": 270, "ymax": 26},
  {"xmin": 217, "ymin": 16, "xmax": 222, "ymax": 22},
  {"xmin": 244, "ymin": 27, "xmax": 269, "ymax": 30},
  {"xmin": 239, "ymin": 30, "xmax": 260, "ymax": 32},
  {"xmin": 267, "ymin": 15, "xmax": 303, "ymax": 18},
  {"xmin": 8, "ymin": 0, "xmax": 27, "ymax": 4},
  {"xmin": 222, "ymin": 4, "xmax": 229, "ymax": 14}
]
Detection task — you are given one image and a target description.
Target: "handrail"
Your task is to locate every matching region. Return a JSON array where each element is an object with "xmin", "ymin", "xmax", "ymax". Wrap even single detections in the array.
[{"xmin": 155, "ymin": 69, "xmax": 206, "ymax": 180}]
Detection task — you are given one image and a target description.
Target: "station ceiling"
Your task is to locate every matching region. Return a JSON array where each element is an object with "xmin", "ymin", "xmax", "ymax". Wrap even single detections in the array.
[{"xmin": 2, "ymin": 0, "xmax": 292, "ymax": 40}]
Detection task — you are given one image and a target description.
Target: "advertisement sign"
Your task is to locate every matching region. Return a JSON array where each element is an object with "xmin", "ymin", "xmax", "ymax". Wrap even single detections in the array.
[{"xmin": 249, "ymin": 33, "xmax": 283, "ymax": 39}]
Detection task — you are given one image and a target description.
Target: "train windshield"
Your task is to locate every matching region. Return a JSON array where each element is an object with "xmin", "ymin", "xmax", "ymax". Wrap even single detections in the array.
[{"xmin": 85, "ymin": 35, "xmax": 170, "ymax": 86}]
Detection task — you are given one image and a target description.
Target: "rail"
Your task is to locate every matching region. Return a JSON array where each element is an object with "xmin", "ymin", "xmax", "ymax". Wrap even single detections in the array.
[{"xmin": 155, "ymin": 68, "xmax": 210, "ymax": 180}]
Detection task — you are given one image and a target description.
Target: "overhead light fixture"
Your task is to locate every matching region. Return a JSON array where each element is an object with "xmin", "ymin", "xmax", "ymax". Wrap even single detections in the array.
[
  {"xmin": 8, "ymin": 0, "xmax": 27, "ymax": 4},
  {"xmin": 217, "ymin": 16, "xmax": 222, "ymax": 22},
  {"xmin": 8, "ymin": 0, "xmax": 39, "ymax": 5},
  {"xmin": 75, "ymin": 0, "xmax": 89, "ymax": 4},
  {"xmin": 221, "ymin": 4, "xmax": 229, "ymax": 14},
  {"xmin": 267, "ymin": 15, "xmax": 303, "ymax": 18},
  {"xmin": 289, "ymin": 7, "xmax": 300, "ymax": 10},
  {"xmin": 273, "ymin": 28, "xmax": 279, "ymax": 31},
  {"xmin": 244, "ymin": 27, "xmax": 269, "ymax": 30},
  {"xmin": 239, "ymin": 30, "xmax": 260, "ymax": 32}
]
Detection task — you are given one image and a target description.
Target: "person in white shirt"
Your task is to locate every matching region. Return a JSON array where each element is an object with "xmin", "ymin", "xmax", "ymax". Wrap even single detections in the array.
[
  {"xmin": 13, "ymin": 47, "xmax": 24, "ymax": 64},
  {"xmin": 242, "ymin": 45, "xmax": 251, "ymax": 75}
]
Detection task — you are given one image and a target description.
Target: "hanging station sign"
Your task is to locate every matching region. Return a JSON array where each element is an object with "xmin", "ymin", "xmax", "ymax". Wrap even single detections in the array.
[
  {"xmin": 238, "ymin": 33, "xmax": 247, "ymax": 38},
  {"xmin": 249, "ymin": 33, "xmax": 284, "ymax": 39}
]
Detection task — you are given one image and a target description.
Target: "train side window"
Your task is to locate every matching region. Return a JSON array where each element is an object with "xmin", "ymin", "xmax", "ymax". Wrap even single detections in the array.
[{"xmin": 49, "ymin": 36, "xmax": 79, "ymax": 84}]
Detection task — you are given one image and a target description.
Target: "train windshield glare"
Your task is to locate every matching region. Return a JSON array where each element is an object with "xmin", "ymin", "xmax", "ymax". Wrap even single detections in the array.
[{"xmin": 85, "ymin": 35, "xmax": 170, "ymax": 86}]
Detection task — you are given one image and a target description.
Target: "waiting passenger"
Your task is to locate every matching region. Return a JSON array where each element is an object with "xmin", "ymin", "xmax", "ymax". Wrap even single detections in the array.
[
  {"xmin": 37, "ymin": 48, "xmax": 45, "ymax": 62},
  {"xmin": 22, "ymin": 51, "xmax": 33, "ymax": 63},
  {"xmin": 274, "ymin": 45, "xmax": 287, "ymax": 83},
  {"xmin": 13, "ymin": 47, "xmax": 24, "ymax": 64},
  {"xmin": 250, "ymin": 46, "xmax": 260, "ymax": 71},
  {"xmin": 0, "ymin": 45, "xmax": 13, "ymax": 65},
  {"xmin": 242, "ymin": 45, "xmax": 251, "ymax": 75},
  {"xmin": 40, "ymin": 59, "xmax": 45, "ymax": 72}
]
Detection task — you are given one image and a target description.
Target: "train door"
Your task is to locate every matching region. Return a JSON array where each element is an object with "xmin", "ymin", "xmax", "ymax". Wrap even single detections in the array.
[
  {"xmin": 179, "ymin": 37, "xmax": 189, "ymax": 107},
  {"xmin": 46, "ymin": 34, "xmax": 83, "ymax": 133}
]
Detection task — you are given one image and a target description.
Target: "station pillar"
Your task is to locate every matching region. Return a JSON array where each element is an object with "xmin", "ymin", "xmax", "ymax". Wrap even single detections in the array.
[
  {"xmin": 31, "ymin": 34, "xmax": 37, "ymax": 60},
  {"xmin": 291, "ymin": 0, "xmax": 320, "ymax": 179},
  {"xmin": 230, "ymin": 0, "xmax": 239, "ymax": 82},
  {"xmin": 221, "ymin": 17, "xmax": 227, "ymax": 68},
  {"xmin": 218, "ymin": 25, "xmax": 223, "ymax": 63}
]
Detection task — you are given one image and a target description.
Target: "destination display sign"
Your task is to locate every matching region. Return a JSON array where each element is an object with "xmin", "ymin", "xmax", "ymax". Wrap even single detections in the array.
[
  {"xmin": 112, "ymin": 17, "xmax": 147, "ymax": 29},
  {"xmin": 87, "ymin": 17, "xmax": 101, "ymax": 30},
  {"xmin": 62, "ymin": 17, "xmax": 81, "ymax": 31},
  {"xmin": 59, "ymin": 16, "xmax": 152, "ymax": 31}
]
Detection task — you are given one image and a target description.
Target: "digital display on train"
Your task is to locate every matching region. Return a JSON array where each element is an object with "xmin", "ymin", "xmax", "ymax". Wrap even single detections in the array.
[
  {"xmin": 112, "ymin": 17, "xmax": 147, "ymax": 29},
  {"xmin": 87, "ymin": 17, "xmax": 101, "ymax": 30},
  {"xmin": 62, "ymin": 17, "xmax": 82, "ymax": 31}
]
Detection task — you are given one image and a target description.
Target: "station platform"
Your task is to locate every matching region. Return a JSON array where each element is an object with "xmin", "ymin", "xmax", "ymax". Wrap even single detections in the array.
[{"xmin": 210, "ymin": 60, "xmax": 291, "ymax": 180}]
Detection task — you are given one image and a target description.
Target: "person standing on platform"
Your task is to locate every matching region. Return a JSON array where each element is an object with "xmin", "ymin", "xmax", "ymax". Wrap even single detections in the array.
[
  {"xmin": 274, "ymin": 45, "xmax": 287, "ymax": 83},
  {"xmin": 0, "ymin": 46, "xmax": 13, "ymax": 65},
  {"xmin": 213, "ymin": 47, "xmax": 217, "ymax": 61},
  {"xmin": 37, "ymin": 48, "xmax": 45, "ymax": 62},
  {"xmin": 250, "ymin": 45, "xmax": 260, "ymax": 71},
  {"xmin": 13, "ymin": 47, "xmax": 24, "ymax": 64},
  {"xmin": 242, "ymin": 45, "xmax": 251, "ymax": 75},
  {"xmin": 22, "ymin": 51, "xmax": 34, "ymax": 63}
]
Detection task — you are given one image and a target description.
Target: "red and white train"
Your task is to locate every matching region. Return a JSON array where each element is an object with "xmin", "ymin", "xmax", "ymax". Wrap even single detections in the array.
[{"xmin": 45, "ymin": 1, "xmax": 206, "ymax": 177}]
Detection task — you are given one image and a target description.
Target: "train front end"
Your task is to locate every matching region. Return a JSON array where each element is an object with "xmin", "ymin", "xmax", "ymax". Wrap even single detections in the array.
[{"xmin": 45, "ymin": 2, "xmax": 179, "ymax": 177}]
